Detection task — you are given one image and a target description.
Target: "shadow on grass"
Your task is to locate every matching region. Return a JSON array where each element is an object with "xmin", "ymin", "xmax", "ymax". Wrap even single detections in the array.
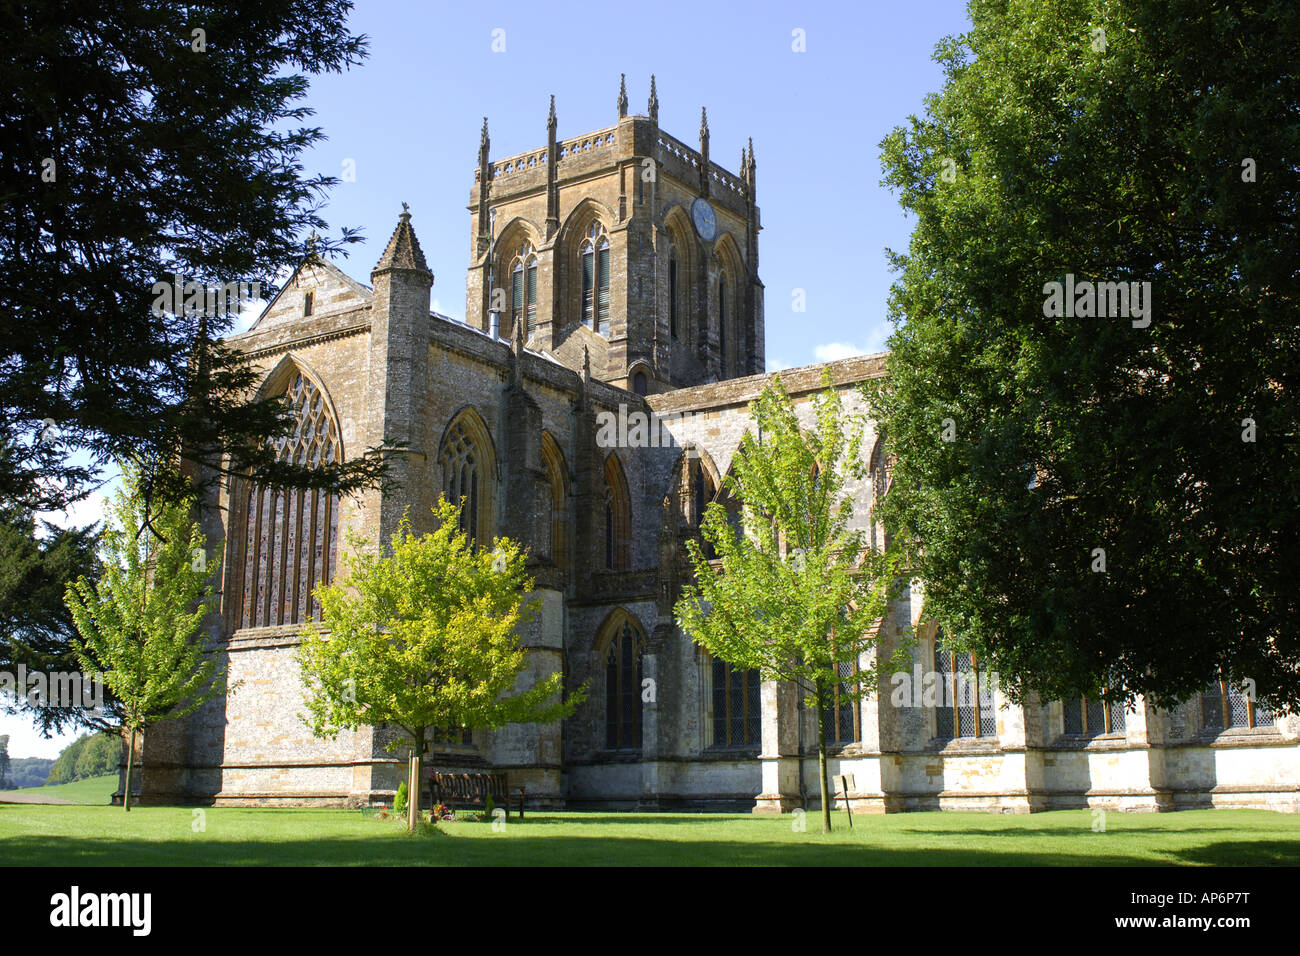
[
  {"xmin": 4, "ymin": 806, "xmax": 1297, "ymax": 867},
  {"xmin": 0, "ymin": 833, "xmax": 1175, "ymax": 867}
]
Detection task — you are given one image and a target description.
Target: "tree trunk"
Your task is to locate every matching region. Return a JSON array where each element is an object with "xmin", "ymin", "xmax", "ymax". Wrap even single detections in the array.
[
  {"xmin": 123, "ymin": 726, "xmax": 135, "ymax": 813},
  {"xmin": 815, "ymin": 681, "xmax": 831, "ymax": 833}
]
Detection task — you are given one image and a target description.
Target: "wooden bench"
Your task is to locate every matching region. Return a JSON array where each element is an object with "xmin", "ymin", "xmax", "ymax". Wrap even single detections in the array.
[{"xmin": 428, "ymin": 771, "xmax": 525, "ymax": 819}]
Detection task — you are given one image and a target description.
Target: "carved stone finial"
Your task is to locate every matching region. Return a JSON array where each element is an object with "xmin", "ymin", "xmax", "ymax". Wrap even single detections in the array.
[
  {"xmin": 548, "ymin": 94, "xmax": 557, "ymax": 129},
  {"xmin": 648, "ymin": 74, "xmax": 659, "ymax": 124},
  {"xmin": 700, "ymin": 106, "xmax": 709, "ymax": 140},
  {"xmin": 480, "ymin": 117, "xmax": 489, "ymax": 147},
  {"xmin": 400, "ymin": 201, "xmax": 410, "ymax": 219},
  {"xmin": 617, "ymin": 73, "xmax": 628, "ymax": 118}
]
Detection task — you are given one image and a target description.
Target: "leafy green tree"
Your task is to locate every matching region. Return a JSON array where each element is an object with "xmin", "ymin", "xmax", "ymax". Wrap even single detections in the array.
[
  {"xmin": 0, "ymin": 735, "xmax": 9, "ymax": 789},
  {"xmin": 0, "ymin": 0, "xmax": 383, "ymax": 514},
  {"xmin": 0, "ymin": 469, "xmax": 106, "ymax": 735},
  {"xmin": 873, "ymin": 0, "xmax": 1300, "ymax": 711},
  {"xmin": 71, "ymin": 732, "xmax": 121, "ymax": 781},
  {"xmin": 676, "ymin": 375, "xmax": 902, "ymax": 832},
  {"xmin": 46, "ymin": 734, "xmax": 85, "ymax": 785},
  {"xmin": 299, "ymin": 497, "xmax": 584, "ymax": 832},
  {"xmin": 63, "ymin": 462, "xmax": 228, "ymax": 810}
]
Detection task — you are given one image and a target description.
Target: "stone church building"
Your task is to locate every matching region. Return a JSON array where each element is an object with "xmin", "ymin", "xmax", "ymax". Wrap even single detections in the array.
[{"xmin": 138, "ymin": 79, "xmax": 1298, "ymax": 813}]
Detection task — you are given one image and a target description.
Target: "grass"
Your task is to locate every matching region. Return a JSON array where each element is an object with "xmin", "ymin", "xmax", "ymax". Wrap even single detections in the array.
[
  {"xmin": 4, "ymin": 774, "xmax": 118, "ymax": 806},
  {"xmin": 1, "ymin": 805, "xmax": 1298, "ymax": 866}
]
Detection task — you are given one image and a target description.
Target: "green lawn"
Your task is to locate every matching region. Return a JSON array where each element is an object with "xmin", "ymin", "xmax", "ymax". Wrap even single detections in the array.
[
  {"xmin": 4, "ymin": 774, "xmax": 118, "ymax": 805},
  {"xmin": 1, "ymin": 805, "xmax": 1298, "ymax": 865}
]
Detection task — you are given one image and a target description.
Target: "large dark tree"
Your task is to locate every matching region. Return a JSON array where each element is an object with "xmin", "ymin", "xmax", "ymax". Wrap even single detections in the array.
[
  {"xmin": 0, "ymin": 476, "xmax": 105, "ymax": 734},
  {"xmin": 0, "ymin": 0, "xmax": 383, "ymax": 514},
  {"xmin": 872, "ymin": 0, "xmax": 1299, "ymax": 711}
]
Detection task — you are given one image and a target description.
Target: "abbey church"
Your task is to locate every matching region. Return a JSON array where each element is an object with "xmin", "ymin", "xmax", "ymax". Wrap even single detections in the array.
[{"xmin": 137, "ymin": 78, "xmax": 1298, "ymax": 813}]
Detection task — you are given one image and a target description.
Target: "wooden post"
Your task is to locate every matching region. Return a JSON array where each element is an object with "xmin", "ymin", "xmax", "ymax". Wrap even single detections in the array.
[
  {"xmin": 407, "ymin": 754, "xmax": 420, "ymax": 832},
  {"xmin": 839, "ymin": 773, "xmax": 855, "ymax": 829},
  {"xmin": 519, "ymin": 786, "xmax": 526, "ymax": 820}
]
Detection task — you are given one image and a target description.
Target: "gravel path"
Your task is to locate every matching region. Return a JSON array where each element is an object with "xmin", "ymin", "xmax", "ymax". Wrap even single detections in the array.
[{"xmin": 0, "ymin": 791, "xmax": 75, "ymax": 805}]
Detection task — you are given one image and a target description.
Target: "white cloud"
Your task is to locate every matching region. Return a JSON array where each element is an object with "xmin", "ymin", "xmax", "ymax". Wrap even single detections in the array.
[
  {"xmin": 813, "ymin": 341, "xmax": 869, "ymax": 363},
  {"xmin": 766, "ymin": 357, "xmax": 791, "ymax": 372}
]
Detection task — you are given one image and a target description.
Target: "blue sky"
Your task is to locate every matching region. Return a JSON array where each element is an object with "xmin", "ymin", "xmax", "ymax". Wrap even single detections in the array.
[
  {"xmin": 3, "ymin": 0, "xmax": 975, "ymax": 761},
  {"xmin": 269, "ymin": 0, "xmax": 973, "ymax": 363}
]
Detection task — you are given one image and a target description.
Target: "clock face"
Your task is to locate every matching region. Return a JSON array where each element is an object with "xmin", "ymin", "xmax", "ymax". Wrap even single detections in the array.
[{"xmin": 691, "ymin": 197, "xmax": 718, "ymax": 241}]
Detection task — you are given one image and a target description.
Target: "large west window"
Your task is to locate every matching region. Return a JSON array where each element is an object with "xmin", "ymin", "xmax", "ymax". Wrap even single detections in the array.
[{"xmin": 237, "ymin": 370, "xmax": 340, "ymax": 629}]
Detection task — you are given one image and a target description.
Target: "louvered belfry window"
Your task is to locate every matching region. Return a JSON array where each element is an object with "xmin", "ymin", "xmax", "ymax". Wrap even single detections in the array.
[
  {"xmin": 239, "ymin": 372, "xmax": 340, "ymax": 629},
  {"xmin": 509, "ymin": 243, "xmax": 538, "ymax": 338},
  {"xmin": 581, "ymin": 222, "xmax": 610, "ymax": 335}
]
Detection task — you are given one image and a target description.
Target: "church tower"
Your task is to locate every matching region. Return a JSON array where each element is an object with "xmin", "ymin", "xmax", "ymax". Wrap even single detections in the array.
[{"xmin": 465, "ymin": 76, "xmax": 764, "ymax": 394}]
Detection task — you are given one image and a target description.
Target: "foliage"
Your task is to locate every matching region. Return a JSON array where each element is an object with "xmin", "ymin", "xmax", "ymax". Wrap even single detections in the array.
[
  {"xmin": 298, "ymin": 495, "xmax": 584, "ymax": 767},
  {"xmin": 676, "ymin": 373, "xmax": 902, "ymax": 830},
  {"xmin": 872, "ymin": 0, "xmax": 1300, "ymax": 710},
  {"xmin": 46, "ymin": 732, "xmax": 120, "ymax": 785},
  {"xmin": 393, "ymin": 781, "xmax": 408, "ymax": 817},
  {"xmin": 63, "ymin": 462, "xmax": 230, "ymax": 807},
  {"xmin": 0, "ymin": 480, "xmax": 105, "ymax": 734},
  {"xmin": 3, "ymin": 756, "xmax": 54, "ymax": 790},
  {"xmin": 0, "ymin": 0, "xmax": 385, "ymax": 513}
]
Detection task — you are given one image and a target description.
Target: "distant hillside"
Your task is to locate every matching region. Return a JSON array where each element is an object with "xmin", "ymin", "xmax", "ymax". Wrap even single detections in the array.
[
  {"xmin": 4, "ymin": 757, "xmax": 54, "ymax": 790},
  {"xmin": 7, "ymin": 772, "xmax": 117, "ymax": 805}
]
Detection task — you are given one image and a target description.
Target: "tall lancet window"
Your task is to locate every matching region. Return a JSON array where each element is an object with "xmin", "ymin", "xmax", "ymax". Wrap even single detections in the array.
[
  {"xmin": 603, "ymin": 615, "xmax": 645, "ymax": 751},
  {"xmin": 718, "ymin": 275, "xmax": 728, "ymax": 379},
  {"xmin": 581, "ymin": 222, "xmax": 611, "ymax": 336},
  {"xmin": 510, "ymin": 243, "xmax": 538, "ymax": 338},
  {"xmin": 239, "ymin": 371, "xmax": 340, "ymax": 629},
  {"xmin": 668, "ymin": 247, "xmax": 679, "ymax": 339},
  {"xmin": 439, "ymin": 410, "xmax": 496, "ymax": 549}
]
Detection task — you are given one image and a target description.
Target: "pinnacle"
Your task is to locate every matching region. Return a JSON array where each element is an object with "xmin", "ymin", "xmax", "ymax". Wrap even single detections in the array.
[{"xmin": 374, "ymin": 204, "xmax": 430, "ymax": 275}]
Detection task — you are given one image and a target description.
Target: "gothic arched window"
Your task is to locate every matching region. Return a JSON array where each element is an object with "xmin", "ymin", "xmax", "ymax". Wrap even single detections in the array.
[
  {"xmin": 668, "ymin": 246, "xmax": 679, "ymax": 340},
  {"xmin": 440, "ymin": 411, "xmax": 495, "ymax": 548},
  {"xmin": 603, "ymin": 615, "xmax": 645, "ymax": 750},
  {"xmin": 238, "ymin": 370, "xmax": 340, "ymax": 629},
  {"xmin": 541, "ymin": 432, "xmax": 568, "ymax": 572},
  {"xmin": 718, "ymin": 273, "xmax": 728, "ymax": 379},
  {"xmin": 603, "ymin": 453, "xmax": 631, "ymax": 570},
  {"xmin": 869, "ymin": 436, "xmax": 892, "ymax": 553},
  {"xmin": 581, "ymin": 222, "xmax": 611, "ymax": 336},
  {"xmin": 510, "ymin": 243, "xmax": 538, "ymax": 338}
]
